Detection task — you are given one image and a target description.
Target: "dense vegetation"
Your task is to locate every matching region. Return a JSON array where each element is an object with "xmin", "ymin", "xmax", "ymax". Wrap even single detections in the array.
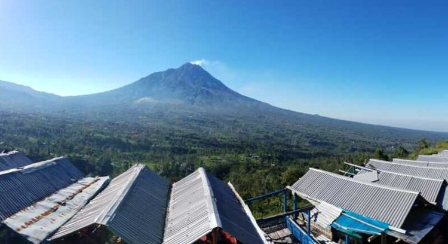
[{"xmin": 0, "ymin": 111, "xmax": 447, "ymax": 218}]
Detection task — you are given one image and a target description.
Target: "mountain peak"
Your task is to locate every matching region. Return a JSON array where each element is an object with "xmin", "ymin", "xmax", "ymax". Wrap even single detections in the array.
[{"xmin": 176, "ymin": 62, "xmax": 209, "ymax": 76}]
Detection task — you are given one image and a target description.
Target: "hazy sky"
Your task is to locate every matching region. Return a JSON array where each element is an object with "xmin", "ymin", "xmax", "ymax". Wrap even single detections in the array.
[{"xmin": 0, "ymin": 0, "xmax": 447, "ymax": 132}]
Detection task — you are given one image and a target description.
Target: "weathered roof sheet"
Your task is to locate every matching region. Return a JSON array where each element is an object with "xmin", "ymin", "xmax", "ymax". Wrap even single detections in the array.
[
  {"xmin": 3, "ymin": 176, "xmax": 109, "ymax": 244},
  {"xmin": 50, "ymin": 164, "xmax": 170, "ymax": 244},
  {"xmin": 366, "ymin": 159, "xmax": 448, "ymax": 181},
  {"xmin": 354, "ymin": 168, "xmax": 444, "ymax": 204},
  {"xmin": 289, "ymin": 168, "xmax": 422, "ymax": 228},
  {"xmin": 393, "ymin": 158, "xmax": 448, "ymax": 168},
  {"xmin": 0, "ymin": 157, "xmax": 84, "ymax": 222},
  {"xmin": 0, "ymin": 150, "xmax": 34, "ymax": 171},
  {"xmin": 163, "ymin": 168, "xmax": 265, "ymax": 244},
  {"xmin": 310, "ymin": 201, "xmax": 342, "ymax": 229},
  {"xmin": 417, "ymin": 155, "xmax": 448, "ymax": 162}
]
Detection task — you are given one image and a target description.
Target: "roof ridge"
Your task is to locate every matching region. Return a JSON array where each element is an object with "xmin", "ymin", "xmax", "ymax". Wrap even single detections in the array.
[
  {"xmin": 0, "ymin": 156, "xmax": 65, "ymax": 176},
  {"xmin": 393, "ymin": 158, "xmax": 448, "ymax": 165},
  {"xmin": 95, "ymin": 164, "xmax": 145, "ymax": 224},
  {"xmin": 309, "ymin": 168, "xmax": 421, "ymax": 195},
  {"xmin": 0, "ymin": 150, "xmax": 20, "ymax": 156},
  {"xmin": 198, "ymin": 167, "xmax": 222, "ymax": 228},
  {"xmin": 370, "ymin": 159, "xmax": 448, "ymax": 171},
  {"xmin": 355, "ymin": 163, "xmax": 445, "ymax": 183}
]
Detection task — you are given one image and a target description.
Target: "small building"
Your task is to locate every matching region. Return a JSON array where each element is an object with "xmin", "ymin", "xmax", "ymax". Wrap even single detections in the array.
[
  {"xmin": 350, "ymin": 165, "xmax": 448, "ymax": 209},
  {"xmin": 288, "ymin": 168, "xmax": 446, "ymax": 244}
]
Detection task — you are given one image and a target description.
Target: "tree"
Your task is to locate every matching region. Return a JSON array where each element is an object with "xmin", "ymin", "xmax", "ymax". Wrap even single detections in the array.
[
  {"xmin": 393, "ymin": 146, "xmax": 409, "ymax": 159},
  {"xmin": 418, "ymin": 139, "xmax": 429, "ymax": 151},
  {"xmin": 373, "ymin": 149, "xmax": 389, "ymax": 161}
]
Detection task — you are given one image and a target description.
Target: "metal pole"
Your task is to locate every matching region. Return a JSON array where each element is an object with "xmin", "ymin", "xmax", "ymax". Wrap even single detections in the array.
[
  {"xmin": 292, "ymin": 193, "xmax": 297, "ymax": 219},
  {"xmin": 283, "ymin": 190, "xmax": 287, "ymax": 213},
  {"xmin": 381, "ymin": 233, "xmax": 386, "ymax": 244},
  {"xmin": 307, "ymin": 208, "xmax": 311, "ymax": 234},
  {"xmin": 345, "ymin": 235, "xmax": 349, "ymax": 244}
]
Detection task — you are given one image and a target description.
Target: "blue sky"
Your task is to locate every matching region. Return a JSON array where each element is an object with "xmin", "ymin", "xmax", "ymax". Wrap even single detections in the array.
[{"xmin": 0, "ymin": 0, "xmax": 447, "ymax": 132}]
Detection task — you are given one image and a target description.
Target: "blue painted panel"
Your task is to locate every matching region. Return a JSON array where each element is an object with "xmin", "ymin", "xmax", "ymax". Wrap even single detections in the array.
[{"xmin": 285, "ymin": 217, "xmax": 317, "ymax": 244}]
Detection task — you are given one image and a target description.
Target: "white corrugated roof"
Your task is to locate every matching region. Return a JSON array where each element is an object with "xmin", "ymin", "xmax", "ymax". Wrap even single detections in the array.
[
  {"xmin": 289, "ymin": 168, "xmax": 422, "ymax": 228},
  {"xmin": 417, "ymin": 155, "xmax": 448, "ymax": 162},
  {"xmin": 367, "ymin": 159, "xmax": 448, "ymax": 181},
  {"xmin": 354, "ymin": 166, "xmax": 444, "ymax": 205},
  {"xmin": 393, "ymin": 158, "xmax": 448, "ymax": 168},
  {"xmin": 163, "ymin": 167, "xmax": 265, "ymax": 244}
]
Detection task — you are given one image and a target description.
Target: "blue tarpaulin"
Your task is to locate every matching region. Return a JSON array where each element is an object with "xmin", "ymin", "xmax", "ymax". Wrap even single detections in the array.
[{"xmin": 331, "ymin": 209, "xmax": 389, "ymax": 235}]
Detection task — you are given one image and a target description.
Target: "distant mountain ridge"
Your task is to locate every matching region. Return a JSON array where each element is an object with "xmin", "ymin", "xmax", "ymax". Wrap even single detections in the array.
[{"xmin": 0, "ymin": 62, "xmax": 446, "ymax": 149}]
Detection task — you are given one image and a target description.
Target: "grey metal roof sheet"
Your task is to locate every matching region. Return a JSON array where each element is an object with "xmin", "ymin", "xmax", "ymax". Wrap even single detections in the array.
[
  {"xmin": 289, "ymin": 168, "xmax": 421, "ymax": 228},
  {"xmin": 393, "ymin": 158, "xmax": 448, "ymax": 168},
  {"xmin": 366, "ymin": 159, "xmax": 448, "ymax": 181},
  {"xmin": 163, "ymin": 168, "xmax": 265, "ymax": 244},
  {"xmin": 438, "ymin": 150, "xmax": 448, "ymax": 157},
  {"xmin": 0, "ymin": 150, "xmax": 34, "ymax": 171},
  {"xmin": 50, "ymin": 164, "xmax": 170, "ymax": 244},
  {"xmin": 0, "ymin": 157, "xmax": 84, "ymax": 222},
  {"xmin": 3, "ymin": 176, "xmax": 109, "ymax": 244},
  {"xmin": 417, "ymin": 155, "xmax": 448, "ymax": 162},
  {"xmin": 355, "ymin": 168, "xmax": 444, "ymax": 204}
]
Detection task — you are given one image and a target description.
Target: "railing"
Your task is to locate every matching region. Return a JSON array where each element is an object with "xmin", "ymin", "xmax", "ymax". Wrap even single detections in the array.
[
  {"xmin": 285, "ymin": 217, "xmax": 318, "ymax": 244},
  {"xmin": 246, "ymin": 189, "xmax": 317, "ymax": 244}
]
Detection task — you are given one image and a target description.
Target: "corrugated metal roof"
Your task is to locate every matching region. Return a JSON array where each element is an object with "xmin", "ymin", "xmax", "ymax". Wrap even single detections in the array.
[
  {"xmin": 366, "ymin": 159, "xmax": 448, "ymax": 181},
  {"xmin": 353, "ymin": 170, "xmax": 378, "ymax": 182},
  {"xmin": 49, "ymin": 164, "xmax": 170, "ymax": 244},
  {"xmin": 393, "ymin": 158, "xmax": 448, "ymax": 168},
  {"xmin": 0, "ymin": 150, "xmax": 34, "ymax": 171},
  {"xmin": 417, "ymin": 155, "xmax": 448, "ymax": 162},
  {"xmin": 310, "ymin": 201, "xmax": 342, "ymax": 229},
  {"xmin": 289, "ymin": 168, "xmax": 421, "ymax": 228},
  {"xmin": 163, "ymin": 167, "xmax": 265, "ymax": 244},
  {"xmin": 354, "ymin": 168, "xmax": 444, "ymax": 204},
  {"xmin": 3, "ymin": 176, "xmax": 109, "ymax": 244},
  {"xmin": 0, "ymin": 157, "xmax": 84, "ymax": 222},
  {"xmin": 438, "ymin": 150, "xmax": 448, "ymax": 157}
]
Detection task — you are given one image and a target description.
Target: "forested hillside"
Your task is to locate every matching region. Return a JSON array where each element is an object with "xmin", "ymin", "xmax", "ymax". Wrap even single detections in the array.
[{"xmin": 1, "ymin": 112, "xmax": 446, "ymax": 217}]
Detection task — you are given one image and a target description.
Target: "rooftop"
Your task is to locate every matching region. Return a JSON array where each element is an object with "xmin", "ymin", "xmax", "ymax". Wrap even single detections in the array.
[
  {"xmin": 0, "ymin": 157, "xmax": 84, "ymax": 222},
  {"xmin": 289, "ymin": 168, "xmax": 423, "ymax": 228}
]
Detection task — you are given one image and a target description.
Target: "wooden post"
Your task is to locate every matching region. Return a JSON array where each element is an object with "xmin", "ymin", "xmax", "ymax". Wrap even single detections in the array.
[
  {"xmin": 212, "ymin": 228, "xmax": 219, "ymax": 244},
  {"xmin": 307, "ymin": 208, "xmax": 311, "ymax": 234},
  {"xmin": 283, "ymin": 190, "xmax": 287, "ymax": 213}
]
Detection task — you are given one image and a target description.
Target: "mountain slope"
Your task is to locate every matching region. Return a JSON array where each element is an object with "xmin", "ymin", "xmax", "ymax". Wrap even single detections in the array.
[{"xmin": 0, "ymin": 80, "xmax": 60, "ymax": 111}]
